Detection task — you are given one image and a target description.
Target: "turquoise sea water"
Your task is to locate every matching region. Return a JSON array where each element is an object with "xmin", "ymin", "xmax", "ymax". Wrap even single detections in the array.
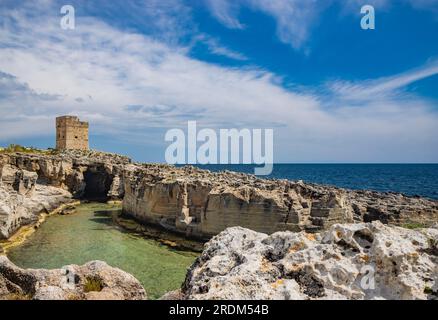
[
  {"xmin": 7, "ymin": 203, "xmax": 198, "ymax": 299},
  {"xmin": 190, "ymin": 164, "xmax": 438, "ymax": 200}
]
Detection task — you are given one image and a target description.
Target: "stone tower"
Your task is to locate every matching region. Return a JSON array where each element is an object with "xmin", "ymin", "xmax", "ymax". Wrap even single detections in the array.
[{"xmin": 56, "ymin": 116, "xmax": 89, "ymax": 150}]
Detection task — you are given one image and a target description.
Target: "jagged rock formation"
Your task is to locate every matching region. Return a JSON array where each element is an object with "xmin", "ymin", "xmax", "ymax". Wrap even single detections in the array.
[
  {"xmin": 0, "ymin": 150, "xmax": 130, "ymax": 199},
  {"xmin": 0, "ymin": 164, "xmax": 72, "ymax": 239},
  {"xmin": 180, "ymin": 222, "xmax": 438, "ymax": 300},
  {"xmin": 0, "ymin": 256, "xmax": 146, "ymax": 300},
  {"xmin": 0, "ymin": 150, "xmax": 129, "ymax": 239},
  {"xmin": 1, "ymin": 150, "xmax": 437, "ymax": 240},
  {"xmin": 122, "ymin": 164, "xmax": 438, "ymax": 239},
  {"xmin": 1, "ymin": 150, "xmax": 438, "ymax": 301}
]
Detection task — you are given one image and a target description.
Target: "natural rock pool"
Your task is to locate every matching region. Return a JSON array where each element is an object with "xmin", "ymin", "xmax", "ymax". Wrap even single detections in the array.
[{"xmin": 6, "ymin": 202, "xmax": 198, "ymax": 299}]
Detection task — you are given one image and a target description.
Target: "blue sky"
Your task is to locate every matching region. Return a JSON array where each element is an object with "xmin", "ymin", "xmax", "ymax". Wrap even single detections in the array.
[{"xmin": 0, "ymin": 0, "xmax": 437, "ymax": 163}]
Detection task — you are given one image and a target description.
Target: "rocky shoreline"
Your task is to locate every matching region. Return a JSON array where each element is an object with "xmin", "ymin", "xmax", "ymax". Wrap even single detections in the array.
[
  {"xmin": 115, "ymin": 211, "xmax": 205, "ymax": 252},
  {"xmin": 2, "ymin": 220, "xmax": 437, "ymax": 300},
  {"xmin": 0, "ymin": 150, "xmax": 437, "ymax": 300},
  {"xmin": 1, "ymin": 150, "xmax": 437, "ymax": 241},
  {"xmin": 0, "ymin": 179, "xmax": 74, "ymax": 241},
  {"xmin": 177, "ymin": 221, "xmax": 438, "ymax": 300},
  {"xmin": 0, "ymin": 256, "xmax": 146, "ymax": 300},
  {"xmin": 0, "ymin": 150, "xmax": 128, "ymax": 240},
  {"xmin": 0, "ymin": 201, "xmax": 80, "ymax": 255}
]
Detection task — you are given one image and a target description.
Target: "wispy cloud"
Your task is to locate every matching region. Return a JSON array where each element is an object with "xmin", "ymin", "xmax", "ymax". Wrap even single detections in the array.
[
  {"xmin": 206, "ymin": 0, "xmax": 324, "ymax": 50},
  {"xmin": 76, "ymin": 0, "xmax": 248, "ymax": 61},
  {"xmin": 327, "ymin": 60, "xmax": 438, "ymax": 102},
  {"xmin": 206, "ymin": 0, "xmax": 245, "ymax": 29},
  {"xmin": 206, "ymin": 0, "xmax": 438, "ymax": 50},
  {"xmin": 194, "ymin": 34, "xmax": 248, "ymax": 61},
  {"xmin": 0, "ymin": 1, "xmax": 437, "ymax": 162}
]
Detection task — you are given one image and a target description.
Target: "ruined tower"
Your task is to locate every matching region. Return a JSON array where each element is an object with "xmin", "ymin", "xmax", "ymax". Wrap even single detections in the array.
[{"xmin": 56, "ymin": 116, "xmax": 89, "ymax": 150}]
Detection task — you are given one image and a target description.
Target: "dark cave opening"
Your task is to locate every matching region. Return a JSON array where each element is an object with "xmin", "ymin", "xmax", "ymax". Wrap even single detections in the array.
[{"xmin": 83, "ymin": 168, "xmax": 112, "ymax": 201}]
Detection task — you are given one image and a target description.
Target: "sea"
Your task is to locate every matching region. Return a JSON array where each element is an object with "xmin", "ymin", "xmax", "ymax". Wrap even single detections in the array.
[{"xmin": 188, "ymin": 164, "xmax": 438, "ymax": 200}]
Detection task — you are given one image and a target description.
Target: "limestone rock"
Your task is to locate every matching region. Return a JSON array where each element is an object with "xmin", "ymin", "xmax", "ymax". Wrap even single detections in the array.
[
  {"xmin": 1, "ymin": 165, "xmax": 37, "ymax": 196},
  {"xmin": 122, "ymin": 164, "xmax": 438, "ymax": 239},
  {"xmin": 0, "ymin": 256, "xmax": 147, "ymax": 300},
  {"xmin": 159, "ymin": 289, "xmax": 184, "ymax": 300},
  {"xmin": 182, "ymin": 222, "xmax": 438, "ymax": 300},
  {"xmin": 0, "ymin": 150, "xmax": 130, "ymax": 239},
  {"xmin": 1, "ymin": 150, "xmax": 437, "ymax": 240},
  {"xmin": 0, "ymin": 183, "xmax": 72, "ymax": 239},
  {"xmin": 0, "ymin": 150, "xmax": 130, "ymax": 199}
]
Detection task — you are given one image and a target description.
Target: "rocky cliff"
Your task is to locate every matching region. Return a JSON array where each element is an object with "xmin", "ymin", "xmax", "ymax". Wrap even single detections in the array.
[
  {"xmin": 122, "ymin": 164, "xmax": 438, "ymax": 239},
  {"xmin": 0, "ymin": 163, "xmax": 72, "ymax": 239},
  {"xmin": 179, "ymin": 222, "xmax": 438, "ymax": 300},
  {"xmin": 1, "ymin": 150, "xmax": 438, "ymax": 301},
  {"xmin": 0, "ymin": 150, "xmax": 130, "ymax": 199},
  {"xmin": 1, "ymin": 150, "xmax": 437, "ymax": 241},
  {"xmin": 0, "ymin": 256, "xmax": 146, "ymax": 300},
  {"xmin": 0, "ymin": 150, "xmax": 129, "ymax": 239}
]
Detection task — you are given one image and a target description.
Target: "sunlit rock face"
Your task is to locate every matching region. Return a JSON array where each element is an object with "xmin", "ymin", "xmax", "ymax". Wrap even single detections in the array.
[
  {"xmin": 1, "ymin": 150, "xmax": 437, "ymax": 240},
  {"xmin": 121, "ymin": 165, "xmax": 348, "ymax": 239},
  {"xmin": 0, "ymin": 150, "xmax": 129, "ymax": 200},
  {"xmin": 0, "ymin": 163, "xmax": 72, "ymax": 239},
  {"xmin": 122, "ymin": 164, "xmax": 438, "ymax": 240},
  {"xmin": 181, "ymin": 222, "xmax": 438, "ymax": 300},
  {"xmin": 0, "ymin": 150, "xmax": 129, "ymax": 239}
]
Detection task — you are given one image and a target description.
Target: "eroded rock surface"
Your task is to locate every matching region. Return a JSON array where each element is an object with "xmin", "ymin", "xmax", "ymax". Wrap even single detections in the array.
[
  {"xmin": 122, "ymin": 165, "xmax": 438, "ymax": 239},
  {"xmin": 0, "ymin": 164, "xmax": 72, "ymax": 239},
  {"xmin": 181, "ymin": 222, "xmax": 438, "ymax": 300},
  {"xmin": 0, "ymin": 150, "xmax": 129, "ymax": 239},
  {"xmin": 0, "ymin": 150, "xmax": 130, "ymax": 199},
  {"xmin": 1, "ymin": 150, "xmax": 437, "ymax": 240},
  {"xmin": 0, "ymin": 256, "xmax": 146, "ymax": 300}
]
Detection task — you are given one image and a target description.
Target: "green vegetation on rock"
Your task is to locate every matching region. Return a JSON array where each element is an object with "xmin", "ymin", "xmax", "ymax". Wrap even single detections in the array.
[
  {"xmin": 0, "ymin": 144, "xmax": 58, "ymax": 155},
  {"xmin": 402, "ymin": 222, "xmax": 426, "ymax": 230},
  {"xmin": 84, "ymin": 277, "xmax": 104, "ymax": 293}
]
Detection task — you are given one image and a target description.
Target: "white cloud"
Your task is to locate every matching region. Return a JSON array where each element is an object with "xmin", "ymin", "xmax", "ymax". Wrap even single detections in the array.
[
  {"xmin": 78, "ymin": 0, "xmax": 248, "ymax": 61},
  {"xmin": 327, "ymin": 60, "xmax": 438, "ymax": 102},
  {"xmin": 0, "ymin": 1, "xmax": 437, "ymax": 162},
  {"xmin": 206, "ymin": 0, "xmax": 245, "ymax": 29},
  {"xmin": 206, "ymin": 0, "xmax": 438, "ymax": 50},
  {"xmin": 194, "ymin": 34, "xmax": 248, "ymax": 61},
  {"xmin": 206, "ymin": 0, "xmax": 324, "ymax": 50}
]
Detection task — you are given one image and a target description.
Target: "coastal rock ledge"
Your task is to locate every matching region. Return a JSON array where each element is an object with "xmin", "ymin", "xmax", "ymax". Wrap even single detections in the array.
[
  {"xmin": 0, "ymin": 256, "xmax": 147, "ymax": 300},
  {"xmin": 180, "ymin": 222, "xmax": 438, "ymax": 300},
  {"xmin": 1, "ymin": 150, "xmax": 438, "ymax": 240}
]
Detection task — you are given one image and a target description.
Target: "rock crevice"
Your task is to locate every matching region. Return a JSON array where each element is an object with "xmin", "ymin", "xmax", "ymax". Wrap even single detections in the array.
[
  {"xmin": 0, "ymin": 150, "xmax": 130, "ymax": 239},
  {"xmin": 1, "ymin": 150, "xmax": 437, "ymax": 240},
  {"xmin": 122, "ymin": 165, "xmax": 438, "ymax": 239},
  {"xmin": 180, "ymin": 222, "xmax": 438, "ymax": 300}
]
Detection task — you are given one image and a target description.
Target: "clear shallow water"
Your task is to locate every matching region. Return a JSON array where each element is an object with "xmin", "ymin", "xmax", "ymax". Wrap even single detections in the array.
[
  {"xmin": 7, "ymin": 203, "xmax": 198, "ymax": 299},
  {"xmin": 189, "ymin": 164, "xmax": 438, "ymax": 200}
]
